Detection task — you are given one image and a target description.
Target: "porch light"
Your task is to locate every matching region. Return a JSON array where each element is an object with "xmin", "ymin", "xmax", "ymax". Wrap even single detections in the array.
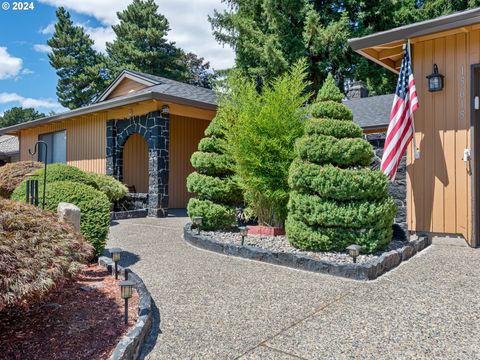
[
  {"xmin": 426, "ymin": 64, "xmax": 444, "ymax": 92},
  {"xmin": 193, "ymin": 216, "xmax": 203, "ymax": 235},
  {"xmin": 239, "ymin": 226, "xmax": 248, "ymax": 246},
  {"xmin": 119, "ymin": 280, "xmax": 135, "ymax": 325},
  {"xmin": 346, "ymin": 244, "xmax": 361, "ymax": 263},
  {"xmin": 110, "ymin": 248, "xmax": 122, "ymax": 280}
]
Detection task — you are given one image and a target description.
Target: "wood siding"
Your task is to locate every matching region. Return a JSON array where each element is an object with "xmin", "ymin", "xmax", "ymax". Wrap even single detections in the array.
[
  {"xmin": 20, "ymin": 113, "xmax": 107, "ymax": 173},
  {"xmin": 408, "ymin": 31, "xmax": 473, "ymax": 243},
  {"xmin": 123, "ymin": 133, "xmax": 149, "ymax": 193},
  {"xmin": 106, "ymin": 78, "xmax": 148, "ymax": 100},
  {"xmin": 168, "ymin": 115, "xmax": 210, "ymax": 208}
]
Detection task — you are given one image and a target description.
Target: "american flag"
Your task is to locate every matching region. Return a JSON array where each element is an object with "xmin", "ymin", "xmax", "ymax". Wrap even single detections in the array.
[{"xmin": 381, "ymin": 43, "xmax": 419, "ymax": 180}]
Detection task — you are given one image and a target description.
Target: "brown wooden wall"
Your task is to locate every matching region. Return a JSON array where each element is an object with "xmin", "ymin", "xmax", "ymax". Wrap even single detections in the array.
[
  {"xmin": 123, "ymin": 133, "xmax": 149, "ymax": 193},
  {"xmin": 408, "ymin": 30, "xmax": 474, "ymax": 243},
  {"xmin": 168, "ymin": 115, "xmax": 210, "ymax": 208},
  {"xmin": 106, "ymin": 78, "xmax": 148, "ymax": 100}
]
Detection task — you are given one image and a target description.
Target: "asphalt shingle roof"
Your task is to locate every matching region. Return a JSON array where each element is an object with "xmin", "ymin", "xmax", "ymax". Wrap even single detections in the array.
[
  {"xmin": 344, "ymin": 94, "xmax": 394, "ymax": 130},
  {"xmin": 0, "ymin": 135, "xmax": 19, "ymax": 155}
]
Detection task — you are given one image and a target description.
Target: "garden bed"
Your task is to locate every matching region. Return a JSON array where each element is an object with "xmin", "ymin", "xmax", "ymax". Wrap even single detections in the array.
[
  {"xmin": 184, "ymin": 224, "xmax": 431, "ymax": 280},
  {"xmin": 0, "ymin": 264, "xmax": 139, "ymax": 360}
]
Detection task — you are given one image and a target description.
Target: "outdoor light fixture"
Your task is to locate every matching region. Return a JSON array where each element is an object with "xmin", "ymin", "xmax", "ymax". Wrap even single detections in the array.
[
  {"xmin": 346, "ymin": 244, "xmax": 361, "ymax": 263},
  {"xmin": 239, "ymin": 226, "xmax": 248, "ymax": 246},
  {"xmin": 110, "ymin": 248, "xmax": 122, "ymax": 280},
  {"xmin": 119, "ymin": 280, "xmax": 135, "ymax": 325},
  {"xmin": 426, "ymin": 64, "xmax": 444, "ymax": 92},
  {"xmin": 193, "ymin": 216, "xmax": 203, "ymax": 235}
]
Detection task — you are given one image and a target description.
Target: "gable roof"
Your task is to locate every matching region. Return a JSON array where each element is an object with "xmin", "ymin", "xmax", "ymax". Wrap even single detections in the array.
[
  {"xmin": 0, "ymin": 135, "xmax": 19, "ymax": 156},
  {"xmin": 344, "ymin": 94, "xmax": 393, "ymax": 131}
]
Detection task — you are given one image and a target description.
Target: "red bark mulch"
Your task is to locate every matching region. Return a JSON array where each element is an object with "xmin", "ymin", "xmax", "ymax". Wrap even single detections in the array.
[{"xmin": 0, "ymin": 264, "xmax": 139, "ymax": 360}]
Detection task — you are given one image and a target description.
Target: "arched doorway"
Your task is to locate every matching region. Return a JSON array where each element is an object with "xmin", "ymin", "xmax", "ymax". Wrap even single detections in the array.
[{"xmin": 123, "ymin": 133, "xmax": 148, "ymax": 193}]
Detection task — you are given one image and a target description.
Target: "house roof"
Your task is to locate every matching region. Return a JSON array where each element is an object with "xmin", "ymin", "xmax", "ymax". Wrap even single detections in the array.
[
  {"xmin": 0, "ymin": 70, "xmax": 216, "ymax": 135},
  {"xmin": 344, "ymin": 94, "xmax": 393, "ymax": 131},
  {"xmin": 0, "ymin": 135, "xmax": 19, "ymax": 156},
  {"xmin": 348, "ymin": 7, "xmax": 480, "ymax": 73}
]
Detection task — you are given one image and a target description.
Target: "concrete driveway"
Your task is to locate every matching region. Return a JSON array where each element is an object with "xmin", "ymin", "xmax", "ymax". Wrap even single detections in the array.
[{"xmin": 108, "ymin": 214, "xmax": 480, "ymax": 359}]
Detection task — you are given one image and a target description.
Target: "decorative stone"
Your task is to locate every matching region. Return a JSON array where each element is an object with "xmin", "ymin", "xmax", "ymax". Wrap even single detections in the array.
[{"xmin": 57, "ymin": 202, "xmax": 81, "ymax": 232}]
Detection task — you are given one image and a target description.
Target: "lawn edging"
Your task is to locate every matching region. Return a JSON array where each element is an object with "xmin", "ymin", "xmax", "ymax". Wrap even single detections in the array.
[
  {"xmin": 98, "ymin": 256, "xmax": 153, "ymax": 360},
  {"xmin": 184, "ymin": 223, "xmax": 431, "ymax": 280}
]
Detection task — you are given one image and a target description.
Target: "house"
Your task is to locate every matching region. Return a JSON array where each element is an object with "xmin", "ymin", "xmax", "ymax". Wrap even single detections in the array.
[
  {"xmin": 349, "ymin": 7, "xmax": 480, "ymax": 247},
  {"xmin": 0, "ymin": 135, "xmax": 19, "ymax": 165},
  {"xmin": 0, "ymin": 69, "xmax": 216, "ymax": 215}
]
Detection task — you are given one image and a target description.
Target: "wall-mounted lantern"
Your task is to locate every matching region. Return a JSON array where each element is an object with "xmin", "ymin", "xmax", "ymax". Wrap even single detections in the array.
[{"xmin": 426, "ymin": 64, "xmax": 444, "ymax": 92}]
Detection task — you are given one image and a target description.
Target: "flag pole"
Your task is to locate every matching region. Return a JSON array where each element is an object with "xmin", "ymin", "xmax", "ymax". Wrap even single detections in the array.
[{"xmin": 407, "ymin": 39, "xmax": 421, "ymax": 160}]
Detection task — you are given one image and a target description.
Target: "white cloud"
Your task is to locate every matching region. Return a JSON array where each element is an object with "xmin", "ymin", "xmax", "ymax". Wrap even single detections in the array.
[
  {"xmin": 0, "ymin": 48, "xmax": 23, "ymax": 80},
  {"xmin": 33, "ymin": 44, "xmax": 51, "ymax": 53},
  {"xmin": 21, "ymin": 68, "xmax": 34, "ymax": 75},
  {"xmin": 0, "ymin": 92, "xmax": 64, "ymax": 111},
  {"xmin": 38, "ymin": 0, "xmax": 235, "ymax": 70},
  {"xmin": 39, "ymin": 22, "xmax": 55, "ymax": 34}
]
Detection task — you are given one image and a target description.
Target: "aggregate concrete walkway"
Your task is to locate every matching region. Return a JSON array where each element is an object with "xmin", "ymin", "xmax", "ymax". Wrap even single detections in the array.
[{"xmin": 108, "ymin": 215, "xmax": 480, "ymax": 360}]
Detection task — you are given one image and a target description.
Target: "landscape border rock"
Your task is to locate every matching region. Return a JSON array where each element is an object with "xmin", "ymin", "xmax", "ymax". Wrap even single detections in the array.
[
  {"xmin": 184, "ymin": 223, "xmax": 431, "ymax": 280},
  {"xmin": 98, "ymin": 256, "xmax": 153, "ymax": 360}
]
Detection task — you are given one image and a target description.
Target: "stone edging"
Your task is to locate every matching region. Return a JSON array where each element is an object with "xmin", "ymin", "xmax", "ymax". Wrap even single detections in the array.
[
  {"xmin": 184, "ymin": 224, "xmax": 431, "ymax": 280},
  {"xmin": 111, "ymin": 209, "xmax": 148, "ymax": 221},
  {"xmin": 98, "ymin": 256, "xmax": 153, "ymax": 360}
]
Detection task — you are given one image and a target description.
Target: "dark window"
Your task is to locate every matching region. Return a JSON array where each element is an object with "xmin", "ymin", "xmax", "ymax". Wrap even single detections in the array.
[{"xmin": 38, "ymin": 130, "xmax": 66, "ymax": 164}]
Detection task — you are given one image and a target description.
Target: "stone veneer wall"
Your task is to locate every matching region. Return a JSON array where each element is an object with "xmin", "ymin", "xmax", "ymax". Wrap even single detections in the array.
[
  {"xmin": 106, "ymin": 108, "xmax": 170, "ymax": 217},
  {"xmin": 366, "ymin": 132, "xmax": 408, "ymax": 240}
]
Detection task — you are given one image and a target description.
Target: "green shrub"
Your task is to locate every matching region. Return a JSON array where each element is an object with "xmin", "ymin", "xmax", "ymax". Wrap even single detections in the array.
[
  {"xmin": 37, "ymin": 163, "xmax": 98, "ymax": 188},
  {"xmin": 88, "ymin": 172, "xmax": 128, "ymax": 202},
  {"xmin": 287, "ymin": 73, "xmax": 395, "ymax": 253},
  {"xmin": 316, "ymin": 73, "xmax": 344, "ymax": 103},
  {"xmin": 288, "ymin": 160, "xmax": 388, "ymax": 201},
  {"xmin": 12, "ymin": 181, "xmax": 110, "ymax": 255},
  {"xmin": 305, "ymin": 118, "xmax": 363, "ymax": 138},
  {"xmin": 296, "ymin": 134, "xmax": 374, "ymax": 166},
  {"xmin": 224, "ymin": 61, "xmax": 311, "ymax": 226},
  {"xmin": 0, "ymin": 161, "xmax": 43, "ymax": 198},
  {"xmin": 198, "ymin": 136, "xmax": 226, "ymax": 153},
  {"xmin": 190, "ymin": 152, "xmax": 233, "ymax": 176},
  {"xmin": 309, "ymin": 101, "xmax": 353, "ymax": 121},
  {"xmin": 0, "ymin": 199, "xmax": 93, "ymax": 310},
  {"xmin": 187, "ymin": 172, "xmax": 242, "ymax": 204},
  {"xmin": 187, "ymin": 198, "xmax": 236, "ymax": 230}
]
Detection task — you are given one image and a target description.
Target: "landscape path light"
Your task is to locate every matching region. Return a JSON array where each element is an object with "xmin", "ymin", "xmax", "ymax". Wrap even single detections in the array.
[
  {"xmin": 110, "ymin": 248, "xmax": 122, "ymax": 279},
  {"xmin": 346, "ymin": 244, "xmax": 361, "ymax": 263},
  {"xmin": 119, "ymin": 280, "xmax": 135, "ymax": 325},
  {"xmin": 239, "ymin": 226, "xmax": 248, "ymax": 246},
  {"xmin": 193, "ymin": 216, "xmax": 203, "ymax": 235}
]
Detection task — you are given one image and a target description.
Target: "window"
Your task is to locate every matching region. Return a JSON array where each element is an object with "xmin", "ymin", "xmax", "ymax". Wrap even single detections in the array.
[{"xmin": 38, "ymin": 130, "xmax": 66, "ymax": 164}]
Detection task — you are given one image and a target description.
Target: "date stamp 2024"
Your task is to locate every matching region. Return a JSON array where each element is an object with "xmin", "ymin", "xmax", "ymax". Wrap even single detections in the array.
[{"xmin": 2, "ymin": 2, "xmax": 35, "ymax": 11}]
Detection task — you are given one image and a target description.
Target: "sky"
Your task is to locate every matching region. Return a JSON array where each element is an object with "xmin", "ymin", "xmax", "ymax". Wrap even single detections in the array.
[{"xmin": 0, "ymin": 0, "xmax": 235, "ymax": 116}]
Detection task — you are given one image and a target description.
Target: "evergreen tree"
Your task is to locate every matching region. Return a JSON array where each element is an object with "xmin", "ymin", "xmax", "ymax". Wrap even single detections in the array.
[
  {"xmin": 286, "ymin": 74, "xmax": 396, "ymax": 253},
  {"xmin": 106, "ymin": 0, "xmax": 185, "ymax": 80},
  {"xmin": 0, "ymin": 107, "xmax": 45, "ymax": 128},
  {"xmin": 181, "ymin": 52, "xmax": 214, "ymax": 89},
  {"xmin": 48, "ymin": 7, "xmax": 108, "ymax": 109}
]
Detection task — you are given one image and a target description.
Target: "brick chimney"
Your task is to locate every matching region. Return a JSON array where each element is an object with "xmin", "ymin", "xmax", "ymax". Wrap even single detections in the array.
[{"xmin": 346, "ymin": 81, "xmax": 369, "ymax": 99}]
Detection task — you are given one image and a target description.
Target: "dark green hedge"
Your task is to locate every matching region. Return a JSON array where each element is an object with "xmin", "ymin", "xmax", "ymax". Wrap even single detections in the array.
[
  {"xmin": 198, "ymin": 136, "xmax": 226, "ymax": 154},
  {"xmin": 186, "ymin": 172, "xmax": 242, "ymax": 204},
  {"xmin": 285, "ymin": 215, "xmax": 393, "ymax": 253},
  {"xmin": 305, "ymin": 118, "xmax": 363, "ymax": 139},
  {"xmin": 295, "ymin": 134, "xmax": 374, "ymax": 167},
  {"xmin": 12, "ymin": 181, "xmax": 110, "ymax": 255},
  {"xmin": 288, "ymin": 191, "xmax": 396, "ymax": 229},
  {"xmin": 288, "ymin": 160, "xmax": 388, "ymax": 201},
  {"xmin": 190, "ymin": 151, "xmax": 233, "ymax": 176},
  {"xmin": 187, "ymin": 198, "xmax": 236, "ymax": 230},
  {"xmin": 309, "ymin": 101, "xmax": 353, "ymax": 121},
  {"xmin": 38, "ymin": 163, "xmax": 98, "ymax": 188}
]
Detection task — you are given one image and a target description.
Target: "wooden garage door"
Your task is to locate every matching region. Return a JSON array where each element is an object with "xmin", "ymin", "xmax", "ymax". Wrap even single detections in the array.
[{"xmin": 168, "ymin": 115, "xmax": 210, "ymax": 208}]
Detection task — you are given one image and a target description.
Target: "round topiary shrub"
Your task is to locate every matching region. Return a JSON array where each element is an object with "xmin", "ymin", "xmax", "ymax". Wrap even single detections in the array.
[
  {"xmin": 12, "ymin": 181, "xmax": 110, "ymax": 255},
  {"xmin": 186, "ymin": 115, "xmax": 242, "ymax": 230},
  {"xmin": 0, "ymin": 198, "xmax": 93, "ymax": 310},
  {"xmin": 0, "ymin": 161, "xmax": 43, "ymax": 198},
  {"xmin": 87, "ymin": 172, "xmax": 128, "ymax": 202},
  {"xmin": 286, "ymin": 73, "xmax": 396, "ymax": 253}
]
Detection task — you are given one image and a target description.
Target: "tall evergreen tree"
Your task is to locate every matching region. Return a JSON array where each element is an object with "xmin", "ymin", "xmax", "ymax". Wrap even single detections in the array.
[
  {"xmin": 48, "ymin": 7, "xmax": 108, "ymax": 109},
  {"xmin": 181, "ymin": 52, "xmax": 214, "ymax": 89},
  {"xmin": 0, "ymin": 107, "xmax": 45, "ymax": 128},
  {"xmin": 106, "ymin": 0, "xmax": 185, "ymax": 80}
]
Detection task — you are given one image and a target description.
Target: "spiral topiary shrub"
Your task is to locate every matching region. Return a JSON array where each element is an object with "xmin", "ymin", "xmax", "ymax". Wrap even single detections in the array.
[
  {"xmin": 286, "ymin": 73, "xmax": 396, "ymax": 253},
  {"xmin": 186, "ymin": 115, "xmax": 242, "ymax": 230},
  {"xmin": 11, "ymin": 181, "xmax": 110, "ymax": 255},
  {"xmin": 0, "ymin": 198, "xmax": 93, "ymax": 310}
]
